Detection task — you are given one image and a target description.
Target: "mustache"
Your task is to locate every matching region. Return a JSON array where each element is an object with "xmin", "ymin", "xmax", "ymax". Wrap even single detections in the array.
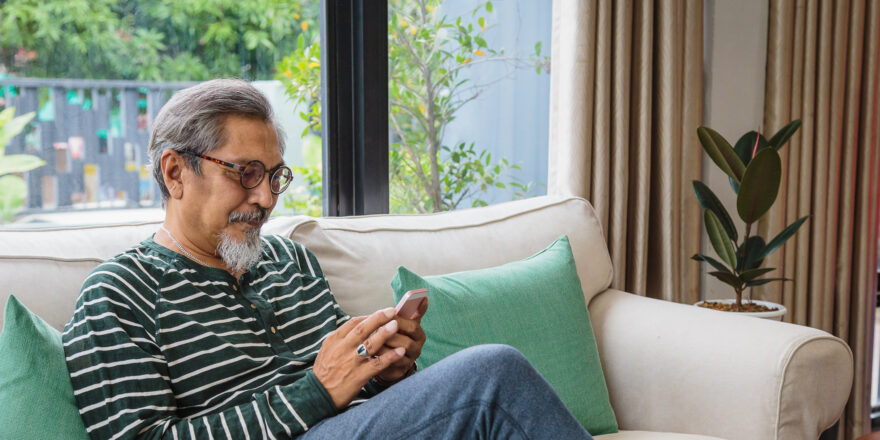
[{"xmin": 228, "ymin": 208, "xmax": 269, "ymax": 224}]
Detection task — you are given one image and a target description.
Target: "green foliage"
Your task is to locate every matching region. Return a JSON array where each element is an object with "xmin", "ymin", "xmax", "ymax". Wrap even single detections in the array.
[
  {"xmin": 0, "ymin": 107, "xmax": 44, "ymax": 222},
  {"xmin": 0, "ymin": 175, "xmax": 28, "ymax": 222},
  {"xmin": 692, "ymin": 120, "xmax": 807, "ymax": 308},
  {"xmin": 277, "ymin": 0, "xmax": 547, "ymax": 214},
  {"xmin": 0, "ymin": 0, "xmax": 319, "ymax": 80},
  {"xmin": 279, "ymin": 133, "xmax": 322, "ymax": 217},
  {"xmin": 736, "ymin": 148, "xmax": 781, "ymax": 223},
  {"xmin": 696, "ymin": 126, "xmax": 745, "ymax": 183},
  {"xmin": 275, "ymin": 34, "xmax": 321, "ymax": 135}
]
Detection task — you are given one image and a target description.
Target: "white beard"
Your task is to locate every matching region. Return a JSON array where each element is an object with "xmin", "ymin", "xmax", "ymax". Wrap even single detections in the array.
[{"xmin": 216, "ymin": 227, "xmax": 263, "ymax": 274}]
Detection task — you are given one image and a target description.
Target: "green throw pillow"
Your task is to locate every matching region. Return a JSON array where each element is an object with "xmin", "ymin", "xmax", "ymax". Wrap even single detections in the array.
[
  {"xmin": 0, "ymin": 295, "xmax": 89, "ymax": 440},
  {"xmin": 391, "ymin": 235, "xmax": 618, "ymax": 435}
]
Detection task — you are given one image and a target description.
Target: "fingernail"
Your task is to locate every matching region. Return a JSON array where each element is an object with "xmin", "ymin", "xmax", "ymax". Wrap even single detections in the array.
[
  {"xmin": 394, "ymin": 347, "xmax": 406, "ymax": 356},
  {"xmin": 383, "ymin": 308, "xmax": 395, "ymax": 318},
  {"xmin": 384, "ymin": 320, "xmax": 398, "ymax": 332}
]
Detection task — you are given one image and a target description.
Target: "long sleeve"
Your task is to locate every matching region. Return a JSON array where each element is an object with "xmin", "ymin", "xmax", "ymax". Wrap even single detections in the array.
[{"xmin": 63, "ymin": 248, "xmax": 343, "ymax": 439}]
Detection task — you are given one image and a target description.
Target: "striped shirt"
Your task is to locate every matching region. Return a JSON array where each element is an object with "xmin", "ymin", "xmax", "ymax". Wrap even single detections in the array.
[{"xmin": 63, "ymin": 235, "xmax": 383, "ymax": 439}]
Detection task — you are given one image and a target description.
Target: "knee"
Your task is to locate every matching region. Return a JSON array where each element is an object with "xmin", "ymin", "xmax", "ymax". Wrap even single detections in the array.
[{"xmin": 458, "ymin": 344, "xmax": 531, "ymax": 372}]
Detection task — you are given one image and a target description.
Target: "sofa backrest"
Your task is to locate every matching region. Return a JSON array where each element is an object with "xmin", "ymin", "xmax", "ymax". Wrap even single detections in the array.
[
  {"xmin": 0, "ymin": 195, "xmax": 614, "ymax": 330},
  {"xmin": 262, "ymin": 196, "xmax": 614, "ymax": 317},
  {"xmin": 0, "ymin": 222, "xmax": 161, "ymax": 330}
]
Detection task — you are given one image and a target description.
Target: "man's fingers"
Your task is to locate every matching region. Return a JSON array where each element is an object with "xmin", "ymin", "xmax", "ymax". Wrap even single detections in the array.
[
  {"xmin": 335, "ymin": 316, "xmax": 367, "ymax": 338},
  {"xmin": 365, "ymin": 346, "xmax": 406, "ymax": 374},
  {"xmin": 347, "ymin": 308, "xmax": 395, "ymax": 344},
  {"xmin": 382, "ymin": 333, "xmax": 418, "ymax": 359},
  {"xmin": 393, "ymin": 317, "xmax": 425, "ymax": 341},
  {"xmin": 361, "ymin": 319, "xmax": 399, "ymax": 356},
  {"xmin": 415, "ymin": 297, "xmax": 428, "ymax": 322}
]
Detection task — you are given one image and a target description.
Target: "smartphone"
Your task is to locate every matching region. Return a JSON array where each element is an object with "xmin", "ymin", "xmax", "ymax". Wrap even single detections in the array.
[{"xmin": 395, "ymin": 288, "xmax": 428, "ymax": 320}]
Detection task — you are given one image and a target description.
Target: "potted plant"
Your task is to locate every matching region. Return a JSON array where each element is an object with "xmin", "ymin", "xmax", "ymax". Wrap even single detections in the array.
[{"xmin": 691, "ymin": 120, "xmax": 808, "ymax": 319}]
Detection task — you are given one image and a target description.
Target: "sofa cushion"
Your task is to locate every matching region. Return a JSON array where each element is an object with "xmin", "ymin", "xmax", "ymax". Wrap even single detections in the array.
[
  {"xmin": 0, "ymin": 222, "xmax": 161, "ymax": 330},
  {"xmin": 390, "ymin": 236, "xmax": 617, "ymax": 435},
  {"xmin": 263, "ymin": 196, "xmax": 614, "ymax": 317},
  {"xmin": 0, "ymin": 295, "xmax": 88, "ymax": 439}
]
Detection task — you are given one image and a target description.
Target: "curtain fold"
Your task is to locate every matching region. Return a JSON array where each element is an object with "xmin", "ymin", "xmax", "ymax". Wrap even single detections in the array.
[
  {"xmin": 548, "ymin": 0, "xmax": 702, "ymax": 303},
  {"xmin": 761, "ymin": 0, "xmax": 880, "ymax": 438}
]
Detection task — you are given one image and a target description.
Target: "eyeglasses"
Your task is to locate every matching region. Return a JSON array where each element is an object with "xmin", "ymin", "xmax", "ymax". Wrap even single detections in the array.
[{"xmin": 179, "ymin": 150, "xmax": 293, "ymax": 194}]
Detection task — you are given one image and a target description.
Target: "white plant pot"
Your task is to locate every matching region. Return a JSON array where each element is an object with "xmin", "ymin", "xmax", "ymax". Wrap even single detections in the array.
[{"xmin": 694, "ymin": 299, "xmax": 787, "ymax": 321}]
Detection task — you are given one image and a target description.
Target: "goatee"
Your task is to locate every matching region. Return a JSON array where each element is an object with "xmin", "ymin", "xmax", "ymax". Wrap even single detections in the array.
[{"xmin": 216, "ymin": 208, "xmax": 268, "ymax": 273}]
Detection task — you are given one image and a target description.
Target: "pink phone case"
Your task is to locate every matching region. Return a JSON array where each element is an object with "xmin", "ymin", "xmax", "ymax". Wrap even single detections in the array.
[{"xmin": 396, "ymin": 288, "xmax": 428, "ymax": 319}]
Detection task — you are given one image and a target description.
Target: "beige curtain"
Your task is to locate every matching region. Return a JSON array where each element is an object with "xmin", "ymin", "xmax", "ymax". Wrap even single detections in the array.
[
  {"xmin": 760, "ymin": 0, "xmax": 880, "ymax": 439},
  {"xmin": 547, "ymin": 0, "xmax": 703, "ymax": 303}
]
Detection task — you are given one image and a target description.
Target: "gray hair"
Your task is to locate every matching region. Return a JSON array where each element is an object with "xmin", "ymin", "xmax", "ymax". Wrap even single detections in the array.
[{"xmin": 148, "ymin": 78, "xmax": 286, "ymax": 204}]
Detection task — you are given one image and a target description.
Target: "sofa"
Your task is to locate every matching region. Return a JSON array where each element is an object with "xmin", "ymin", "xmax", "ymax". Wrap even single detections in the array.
[{"xmin": 0, "ymin": 195, "xmax": 853, "ymax": 439}]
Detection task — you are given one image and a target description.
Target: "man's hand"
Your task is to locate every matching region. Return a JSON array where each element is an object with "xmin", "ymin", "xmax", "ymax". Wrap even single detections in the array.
[
  {"xmin": 375, "ymin": 298, "xmax": 428, "ymax": 384},
  {"xmin": 313, "ymin": 308, "xmax": 407, "ymax": 409}
]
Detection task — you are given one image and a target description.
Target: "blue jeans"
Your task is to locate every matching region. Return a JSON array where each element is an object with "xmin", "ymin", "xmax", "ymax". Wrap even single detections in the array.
[{"xmin": 301, "ymin": 344, "xmax": 594, "ymax": 439}]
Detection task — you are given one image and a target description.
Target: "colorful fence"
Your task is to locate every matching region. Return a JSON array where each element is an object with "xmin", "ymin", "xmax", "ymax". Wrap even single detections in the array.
[{"xmin": 1, "ymin": 78, "xmax": 197, "ymax": 212}]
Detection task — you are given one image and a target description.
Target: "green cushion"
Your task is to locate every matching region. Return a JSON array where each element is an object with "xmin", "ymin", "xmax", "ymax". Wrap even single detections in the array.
[
  {"xmin": 391, "ymin": 235, "xmax": 618, "ymax": 435},
  {"xmin": 0, "ymin": 295, "xmax": 89, "ymax": 439}
]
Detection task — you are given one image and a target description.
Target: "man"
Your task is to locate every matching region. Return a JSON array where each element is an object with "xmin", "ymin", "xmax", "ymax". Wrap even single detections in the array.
[{"xmin": 63, "ymin": 79, "xmax": 593, "ymax": 439}]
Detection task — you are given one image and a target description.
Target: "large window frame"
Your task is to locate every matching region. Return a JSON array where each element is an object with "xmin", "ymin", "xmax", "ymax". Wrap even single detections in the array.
[{"xmin": 320, "ymin": 0, "xmax": 388, "ymax": 216}]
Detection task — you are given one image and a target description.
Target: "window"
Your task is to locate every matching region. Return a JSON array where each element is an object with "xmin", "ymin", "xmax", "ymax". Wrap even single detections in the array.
[
  {"xmin": 387, "ymin": 0, "xmax": 551, "ymax": 214},
  {"xmin": 1, "ymin": 0, "xmax": 553, "ymax": 225},
  {"xmin": 0, "ymin": 0, "xmax": 321, "ymax": 226}
]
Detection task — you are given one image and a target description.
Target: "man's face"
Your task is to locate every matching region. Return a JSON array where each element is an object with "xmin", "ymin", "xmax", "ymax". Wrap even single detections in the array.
[{"xmin": 179, "ymin": 115, "xmax": 282, "ymax": 268}]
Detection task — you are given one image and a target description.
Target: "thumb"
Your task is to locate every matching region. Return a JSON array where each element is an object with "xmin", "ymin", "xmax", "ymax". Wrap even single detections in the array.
[{"xmin": 413, "ymin": 297, "xmax": 429, "ymax": 323}]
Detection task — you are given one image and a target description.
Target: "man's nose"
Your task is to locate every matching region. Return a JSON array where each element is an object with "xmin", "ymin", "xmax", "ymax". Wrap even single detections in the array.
[{"xmin": 248, "ymin": 174, "xmax": 276, "ymax": 208}]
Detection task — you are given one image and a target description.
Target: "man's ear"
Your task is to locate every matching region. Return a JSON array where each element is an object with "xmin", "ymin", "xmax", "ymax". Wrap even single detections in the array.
[{"xmin": 160, "ymin": 150, "xmax": 186, "ymax": 200}]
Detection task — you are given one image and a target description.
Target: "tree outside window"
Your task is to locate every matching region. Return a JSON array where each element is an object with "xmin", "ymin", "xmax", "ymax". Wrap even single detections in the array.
[{"xmin": 277, "ymin": 0, "xmax": 548, "ymax": 215}]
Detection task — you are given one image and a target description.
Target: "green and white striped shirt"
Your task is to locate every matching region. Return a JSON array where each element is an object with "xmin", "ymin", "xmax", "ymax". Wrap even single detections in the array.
[{"xmin": 63, "ymin": 235, "xmax": 382, "ymax": 439}]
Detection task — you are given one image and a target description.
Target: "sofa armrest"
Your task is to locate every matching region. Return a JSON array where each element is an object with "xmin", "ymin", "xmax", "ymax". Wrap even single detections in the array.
[{"xmin": 588, "ymin": 289, "xmax": 853, "ymax": 440}]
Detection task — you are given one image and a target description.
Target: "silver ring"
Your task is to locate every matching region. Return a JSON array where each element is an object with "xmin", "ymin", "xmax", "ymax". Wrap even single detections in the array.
[{"xmin": 356, "ymin": 343, "xmax": 370, "ymax": 358}]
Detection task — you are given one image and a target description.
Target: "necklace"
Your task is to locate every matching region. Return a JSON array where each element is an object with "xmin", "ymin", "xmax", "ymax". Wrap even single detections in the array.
[{"xmin": 159, "ymin": 225, "xmax": 210, "ymax": 267}]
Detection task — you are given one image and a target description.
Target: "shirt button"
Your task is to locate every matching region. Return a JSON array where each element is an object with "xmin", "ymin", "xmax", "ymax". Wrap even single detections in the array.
[
  {"xmin": 270, "ymin": 327, "xmax": 277, "ymax": 334},
  {"xmin": 250, "ymin": 304, "xmax": 257, "ymax": 310},
  {"xmin": 232, "ymin": 285, "xmax": 238, "ymax": 291}
]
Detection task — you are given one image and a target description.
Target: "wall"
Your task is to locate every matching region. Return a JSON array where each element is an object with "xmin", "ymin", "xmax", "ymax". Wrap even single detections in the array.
[{"xmin": 701, "ymin": 0, "xmax": 770, "ymax": 300}]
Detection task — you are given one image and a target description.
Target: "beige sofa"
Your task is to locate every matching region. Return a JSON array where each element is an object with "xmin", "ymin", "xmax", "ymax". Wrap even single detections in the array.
[{"xmin": 0, "ymin": 195, "xmax": 853, "ymax": 439}]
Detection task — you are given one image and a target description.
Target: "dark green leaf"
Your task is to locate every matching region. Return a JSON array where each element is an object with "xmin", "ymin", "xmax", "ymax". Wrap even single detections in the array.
[
  {"xmin": 736, "ymin": 148, "xmax": 781, "ymax": 223},
  {"xmin": 692, "ymin": 181, "xmax": 737, "ymax": 241},
  {"xmin": 739, "ymin": 267, "xmax": 775, "ymax": 282},
  {"xmin": 709, "ymin": 271, "xmax": 743, "ymax": 289},
  {"xmin": 733, "ymin": 131, "xmax": 769, "ymax": 167},
  {"xmin": 745, "ymin": 277, "xmax": 791, "ymax": 287},
  {"xmin": 768, "ymin": 119, "xmax": 802, "ymax": 150},
  {"xmin": 759, "ymin": 216, "xmax": 809, "ymax": 260},
  {"xmin": 705, "ymin": 210, "xmax": 737, "ymax": 268},
  {"xmin": 692, "ymin": 253, "xmax": 733, "ymax": 274},
  {"xmin": 739, "ymin": 236, "xmax": 766, "ymax": 271},
  {"xmin": 697, "ymin": 126, "xmax": 746, "ymax": 182}
]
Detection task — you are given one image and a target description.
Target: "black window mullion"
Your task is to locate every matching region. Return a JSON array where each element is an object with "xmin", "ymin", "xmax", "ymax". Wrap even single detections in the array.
[{"xmin": 320, "ymin": 0, "xmax": 388, "ymax": 216}]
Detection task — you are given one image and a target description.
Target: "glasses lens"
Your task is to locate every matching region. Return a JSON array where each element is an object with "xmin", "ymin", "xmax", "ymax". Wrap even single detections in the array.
[
  {"xmin": 241, "ymin": 161, "xmax": 266, "ymax": 189},
  {"xmin": 271, "ymin": 167, "xmax": 293, "ymax": 193}
]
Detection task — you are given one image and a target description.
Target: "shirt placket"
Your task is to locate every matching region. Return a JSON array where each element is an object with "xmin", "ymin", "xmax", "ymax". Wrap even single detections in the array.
[{"xmin": 234, "ymin": 277, "xmax": 293, "ymax": 356}]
